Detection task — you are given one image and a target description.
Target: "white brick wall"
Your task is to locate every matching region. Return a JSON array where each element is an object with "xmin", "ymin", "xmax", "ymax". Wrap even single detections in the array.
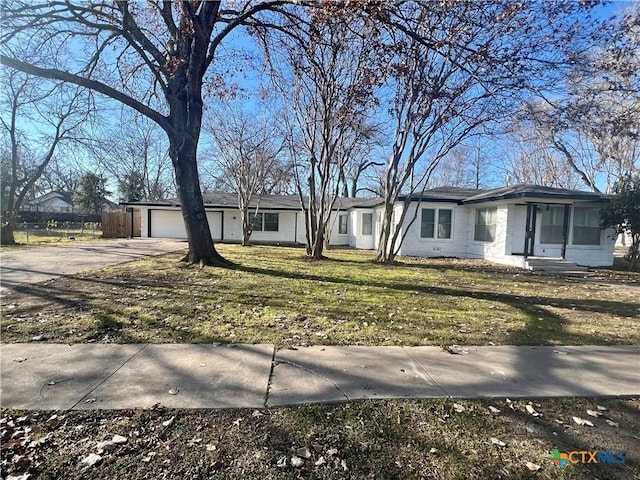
[
  {"xmin": 136, "ymin": 198, "xmax": 615, "ymax": 267},
  {"xmin": 398, "ymin": 202, "xmax": 470, "ymax": 258}
]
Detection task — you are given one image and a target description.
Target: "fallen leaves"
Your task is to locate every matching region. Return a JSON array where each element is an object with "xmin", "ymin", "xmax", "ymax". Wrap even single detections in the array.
[
  {"xmin": 572, "ymin": 416, "xmax": 594, "ymax": 427},
  {"xmin": 453, "ymin": 403, "xmax": 466, "ymax": 413},
  {"xmin": 80, "ymin": 453, "xmax": 102, "ymax": 467},
  {"xmin": 441, "ymin": 345, "xmax": 470, "ymax": 355},
  {"xmin": 525, "ymin": 461, "xmax": 541, "ymax": 472},
  {"xmin": 490, "ymin": 437, "xmax": 506, "ymax": 447},
  {"xmin": 295, "ymin": 447, "xmax": 312, "ymax": 459},
  {"xmin": 0, "ymin": 397, "xmax": 635, "ymax": 479},
  {"xmin": 162, "ymin": 416, "xmax": 175, "ymax": 427}
]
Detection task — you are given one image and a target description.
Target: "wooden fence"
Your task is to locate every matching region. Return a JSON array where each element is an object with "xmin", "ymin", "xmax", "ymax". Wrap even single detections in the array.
[{"xmin": 101, "ymin": 210, "xmax": 141, "ymax": 238}]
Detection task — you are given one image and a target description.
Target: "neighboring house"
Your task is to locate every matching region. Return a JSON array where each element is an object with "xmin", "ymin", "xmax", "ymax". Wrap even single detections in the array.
[
  {"xmin": 23, "ymin": 191, "xmax": 121, "ymax": 214},
  {"xmin": 123, "ymin": 185, "xmax": 616, "ymax": 268},
  {"xmin": 23, "ymin": 191, "xmax": 73, "ymax": 213}
]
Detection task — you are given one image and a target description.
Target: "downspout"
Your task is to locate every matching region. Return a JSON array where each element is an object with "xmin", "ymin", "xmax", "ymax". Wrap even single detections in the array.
[{"xmin": 220, "ymin": 210, "xmax": 225, "ymax": 242}]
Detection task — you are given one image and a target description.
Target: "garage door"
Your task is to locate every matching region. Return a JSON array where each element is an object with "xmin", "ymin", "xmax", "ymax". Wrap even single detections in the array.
[{"xmin": 150, "ymin": 210, "xmax": 222, "ymax": 239}]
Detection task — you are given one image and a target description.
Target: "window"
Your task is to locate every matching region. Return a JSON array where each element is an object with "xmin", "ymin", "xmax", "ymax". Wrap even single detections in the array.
[
  {"xmin": 437, "ymin": 209, "xmax": 452, "ymax": 239},
  {"xmin": 421, "ymin": 209, "xmax": 435, "ymax": 238},
  {"xmin": 474, "ymin": 207, "xmax": 497, "ymax": 242},
  {"xmin": 250, "ymin": 213, "xmax": 263, "ymax": 232},
  {"xmin": 338, "ymin": 214, "xmax": 348, "ymax": 235},
  {"xmin": 264, "ymin": 213, "xmax": 279, "ymax": 232},
  {"xmin": 362, "ymin": 213, "xmax": 373, "ymax": 236},
  {"xmin": 573, "ymin": 207, "xmax": 601, "ymax": 245},
  {"xmin": 420, "ymin": 208, "xmax": 452, "ymax": 239},
  {"xmin": 540, "ymin": 206, "xmax": 565, "ymax": 244},
  {"xmin": 250, "ymin": 212, "xmax": 279, "ymax": 232}
]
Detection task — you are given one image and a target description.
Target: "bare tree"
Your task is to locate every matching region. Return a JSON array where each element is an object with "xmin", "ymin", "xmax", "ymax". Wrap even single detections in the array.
[
  {"xmin": 258, "ymin": 8, "xmax": 382, "ymax": 258},
  {"xmin": 518, "ymin": 4, "xmax": 639, "ymax": 193},
  {"xmin": 364, "ymin": 1, "xmax": 604, "ymax": 263},
  {"xmin": 430, "ymin": 141, "xmax": 492, "ymax": 190},
  {"xmin": 203, "ymin": 102, "xmax": 288, "ymax": 246},
  {"xmin": 1, "ymin": 0, "xmax": 304, "ymax": 266},
  {"xmin": 1, "ymin": 68, "xmax": 88, "ymax": 244},
  {"xmin": 337, "ymin": 121, "xmax": 387, "ymax": 197},
  {"xmin": 96, "ymin": 110, "xmax": 174, "ymax": 202},
  {"xmin": 500, "ymin": 120, "xmax": 584, "ymax": 189}
]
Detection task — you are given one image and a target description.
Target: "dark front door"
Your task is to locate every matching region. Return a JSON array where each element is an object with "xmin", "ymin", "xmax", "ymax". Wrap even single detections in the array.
[{"xmin": 524, "ymin": 203, "xmax": 537, "ymax": 256}]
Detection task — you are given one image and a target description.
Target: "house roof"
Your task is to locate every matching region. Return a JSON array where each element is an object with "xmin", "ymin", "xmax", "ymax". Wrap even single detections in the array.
[
  {"xmin": 123, "ymin": 193, "xmax": 381, "ymax": 211},
  {"xmin": 400, "ymin": 187, "xmax": 488, "ymax": 203},
  {"xmin": 122, "ymin": 185, "xmax": 606, "ymax": 211},
  {"xmin": 27, "ymin": 191, "xmax": 73, "ymax": 205},
  {"xmin": 460, "ymin": 184, "xmax": 608, "ymax": 204},
  {"xmin": 400, "ymin": 185, "xmax": 607, "ymax": 204}
]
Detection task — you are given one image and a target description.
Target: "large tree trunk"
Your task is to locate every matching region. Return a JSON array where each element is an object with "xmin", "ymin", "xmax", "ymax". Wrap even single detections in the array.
[
  {"xmin": 310, "ymin": 220, "xmax": 325, "ymax": 259},
  {"xmin": 169, "ymin": 135, "xmax": 231, "ymax": 267},
  {"xmin": 375, "ymin": 205, "xmax": 395, "ymax": 263},
  {"xmin": 1, "ymin": 222, "xmax": 16, "ymax": 246}
]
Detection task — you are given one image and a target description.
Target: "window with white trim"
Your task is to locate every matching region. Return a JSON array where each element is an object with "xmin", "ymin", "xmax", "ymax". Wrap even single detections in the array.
[
  {"xmin": 250, "ymin": 212, "xmax": 279, "ymax": 232},
  {"xmin": 338, "ymin": 214, "xmax": 348, "ymax": 235},
  {"xmin": 362, "ymin": 213, "xmax": 373, "ymax": 236},
  {"xmin": 572, "ymin": 207, "xmax": 601, "ymax": 245},
  {"xmin": 540, "ymin": 206, "xmax": 565, "ymax": 244},
  {"xmin": 474, "ymin": 207, "xmax": 497, "ymax": 242},
  {"xmin": 420, "ymin": 208, "xmax": 452, "ymax": 239}
]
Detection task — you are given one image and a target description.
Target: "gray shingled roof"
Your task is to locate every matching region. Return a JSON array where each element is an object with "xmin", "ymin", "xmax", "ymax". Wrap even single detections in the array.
[
  {"xmin": 400, "ymin": 185, "xmax": 607, "ymax": 204},
  {"xmin": 123, "ymin": 193, "xmax": 381, "ymax": 210},
  {"xmin": 460, "ymin": 184, "xmax": 608, "ymax": 204},
  {"xmin": 400, "ymin": 187, "xmax": 488, "ymax": 203},
  {"xmin": 122, "ymin": 185, "xmax": 607, "ymax": 210}
]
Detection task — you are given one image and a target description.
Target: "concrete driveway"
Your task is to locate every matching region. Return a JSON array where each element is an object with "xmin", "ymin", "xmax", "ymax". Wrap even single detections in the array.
[{"xmin": 0, "ymin": 238, "xmax": 187, "ymax": 289}]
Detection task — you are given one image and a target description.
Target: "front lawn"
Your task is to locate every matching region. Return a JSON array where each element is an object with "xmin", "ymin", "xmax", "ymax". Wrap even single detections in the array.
[{"xmin": 2, "ymin": 245, "xmax": 638, "ymax": 346}]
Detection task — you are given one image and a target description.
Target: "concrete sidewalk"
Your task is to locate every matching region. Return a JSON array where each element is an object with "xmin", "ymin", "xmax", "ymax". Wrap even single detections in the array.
[{"xmin": 1, "ymin": 343, "xmax": 638, "ymax": 410}]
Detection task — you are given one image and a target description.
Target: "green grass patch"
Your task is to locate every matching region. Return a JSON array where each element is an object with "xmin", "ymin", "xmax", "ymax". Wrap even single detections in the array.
[{"xmin": 1, "ymin": 245, "xmax": 638, "ymax": 346}]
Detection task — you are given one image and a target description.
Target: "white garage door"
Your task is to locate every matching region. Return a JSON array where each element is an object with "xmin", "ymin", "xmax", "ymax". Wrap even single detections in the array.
[{"xmin": 150, "ymin": 210, "xmax": 222, "ymax": 239}]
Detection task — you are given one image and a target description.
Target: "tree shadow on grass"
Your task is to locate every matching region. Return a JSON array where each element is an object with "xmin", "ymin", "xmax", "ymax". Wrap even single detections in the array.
[{"xmin": 234, "ymin": 264, "xmax": 638, "ymax": 326}]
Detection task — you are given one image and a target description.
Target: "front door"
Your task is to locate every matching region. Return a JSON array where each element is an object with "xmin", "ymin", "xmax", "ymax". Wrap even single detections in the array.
[{"xmin": 524, "ymin": 203, "xmax": 537, "ymax": 256}]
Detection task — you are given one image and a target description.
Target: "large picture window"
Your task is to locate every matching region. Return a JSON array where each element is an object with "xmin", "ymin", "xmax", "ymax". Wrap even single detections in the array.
[
  {"xmin": 474, "ymin": 207, "xmax": 497, "ymax": 242},
  {"xmin": 250, "ymin": 212, "xmax": 279, "ymax": 232},
  {"xmin": 540, "ymin": 206, "xmax": 565, "ymax": 244},
  {"xmin": 362, "ymin": 213, "xmax": 373, "ymax": 236},
  {"xmin": 573, "ymin": 207, "xmax": 601, "ymax": 245},
  {"xmin": 420, "ymin": 208, "xmax": 452, "ymax": 239}
]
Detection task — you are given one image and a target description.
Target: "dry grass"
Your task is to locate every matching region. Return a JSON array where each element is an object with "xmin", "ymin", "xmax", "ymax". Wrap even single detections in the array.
[{"xmin": 2, "ymin": 397, "xmax": 638, "ymax": 479}]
